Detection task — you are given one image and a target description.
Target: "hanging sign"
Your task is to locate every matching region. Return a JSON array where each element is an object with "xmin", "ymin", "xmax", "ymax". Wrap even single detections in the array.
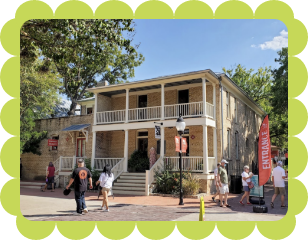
[
  {"xmin": 258, "ymin": 115, "xmax": 271, "ymax": 186},
  {"xmin": 182, "ymin": 138, "xmax": 187, "ymax": 153},
  {"xmin": 155, "ymin": 125, "xmax": 161, "ymax": 139},
  {"xmin": 175, "ymin": 136, "xmax": 180, "ymax": 152},
  {"xmin": 48, "ymin": 139, "xmax": 58, "ymax": 146}
]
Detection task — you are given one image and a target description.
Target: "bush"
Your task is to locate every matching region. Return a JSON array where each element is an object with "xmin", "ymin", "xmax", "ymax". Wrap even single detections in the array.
[
  {"xmin": 128, "ymin": 150, "xmax": 149, "ymax": 172},
  {"xmin": 182, "ymin": 172, "xmax": 200, "ymax": 195},
  {"xmin": 154, "ymin": 169, "xmax": 180, "ymax": 194}
]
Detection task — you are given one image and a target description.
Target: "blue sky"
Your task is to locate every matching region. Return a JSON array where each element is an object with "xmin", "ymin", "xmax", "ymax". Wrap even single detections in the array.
[{"xmin": 62, "ymin": 19, "xmax": 287, "ymax": 101}]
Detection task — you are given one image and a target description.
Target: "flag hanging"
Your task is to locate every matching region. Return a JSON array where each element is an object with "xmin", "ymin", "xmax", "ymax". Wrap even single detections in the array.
[
  {"xmin": 258, "ymin": 115, "xmax": 271, "ymax": 186},
  {"xmin": 155, "ymin": 125, "xmax": 161, "ymax": 139}
]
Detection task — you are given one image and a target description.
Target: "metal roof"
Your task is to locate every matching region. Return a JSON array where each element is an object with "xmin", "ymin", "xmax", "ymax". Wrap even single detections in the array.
[
  {"xmin": 77, "ymin": 97, "xmax": 95, "ymax": 102},
  {"xmin": 61, "ymin": 124, "xmax": 90, "ymax": 132}
]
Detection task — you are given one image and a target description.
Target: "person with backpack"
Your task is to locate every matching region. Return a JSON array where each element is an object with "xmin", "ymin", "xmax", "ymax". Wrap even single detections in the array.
[{"xmin": 96, "ymin": 164, "xmax": 114, "ymax": 212}]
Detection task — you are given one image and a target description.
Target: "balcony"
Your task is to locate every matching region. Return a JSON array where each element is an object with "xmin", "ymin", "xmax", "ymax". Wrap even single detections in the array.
[{"xmin": 96, "ymin": 101, "xmax": 214, "ymax": 124}]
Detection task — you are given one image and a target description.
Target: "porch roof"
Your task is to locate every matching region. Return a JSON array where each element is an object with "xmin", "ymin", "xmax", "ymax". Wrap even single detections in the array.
[{"xmin": 61, "ymin": 124, "xmax": 90, "ymax": 132}]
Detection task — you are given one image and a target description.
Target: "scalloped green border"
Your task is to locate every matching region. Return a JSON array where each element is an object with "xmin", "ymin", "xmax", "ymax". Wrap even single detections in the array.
[{"xmin": 0, "ymin": 0, "xmax": 307, "ymax": 239}]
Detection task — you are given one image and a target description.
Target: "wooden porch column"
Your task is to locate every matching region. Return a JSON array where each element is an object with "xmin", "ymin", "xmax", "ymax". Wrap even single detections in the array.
[
  {"xmin": 202, "ymin": 77, "xmax": 207, "ymax": 117},
  {"xmin": 203, "ymin": 125, "xmax": 208, "ymax": 174},
  {"xmin": 124, "ymin": 129, "xmax": 128, "ymax": 172},
  {"xmin": 161, "ymin": 84, "xmax": 165, "ymax": 120},
  {"xmin": 91, "ymin": 131, "xmax": 96, "ymax": 168},
  {"xmin": 160, "ymin": 126, "xmax": 165, "ymax": 157},
  {"xmin": 213, "ymin": 127, "xmax": 217, "ymax": 165},
  {"xmin": 94, "ymin": 93, "xmax": 98, "ymax": 125},
  {"xmin": 125, "ymin": 89, "xmax": 129, "ymax": 123},
  {"xmin": 212, "ymin": 83, "xmax": 216, "ymax": 120}
]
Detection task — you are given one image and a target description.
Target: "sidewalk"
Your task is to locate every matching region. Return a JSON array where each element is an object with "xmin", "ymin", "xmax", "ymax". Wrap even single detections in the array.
[{"xmin": 20, "ymin": 181, "xmax": 287, "ymax": 221}]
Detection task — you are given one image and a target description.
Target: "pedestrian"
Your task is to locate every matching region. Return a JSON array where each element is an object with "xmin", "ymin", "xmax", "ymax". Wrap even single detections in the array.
[
  {"xmin": 217, "ymin": 159, "xmax": 231, "ymax": 208},
  {"xmin": 239, "ymin": 165, "xmax": 253, "ymax": 205},
  {"xmin": 212, "ymin": 163, "xmax": 221, "ymax": 202},
  {"xmin": 271, "ymin": 161, "xmax": 287, "ymax": 208},
  {"xmin": 66, "ymin": 158, "xmax": 93, "ymax": 215},
  {"xmin": 42, "ymin": 162, "xmax": 55, "ymax": 192},
  {"xmin": 96, "ymin": 164, "xmax": 114, "ymax": 212}
]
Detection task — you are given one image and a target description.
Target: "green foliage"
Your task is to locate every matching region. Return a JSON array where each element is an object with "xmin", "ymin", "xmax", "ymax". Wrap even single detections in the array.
[
  {"xmin": 20, "ymin": 19, "xmax": 145, "ymax": 115},
  {"xmin": 128, "ymin": 150, "xmax": 149, "ymax": 172},
  {"xmin": 20, "ymin": 58, "xmax": 61, "ymax": 154},
  {"xmin": 182, "ymin": 172, "xmax": 200, "ymax": 195}
]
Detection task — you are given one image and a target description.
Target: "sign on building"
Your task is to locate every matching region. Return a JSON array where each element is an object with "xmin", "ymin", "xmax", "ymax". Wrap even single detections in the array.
[
  {"xmin": 155, "ymin": 125, "xmax": 161, "ymax": 139},
  {"xmin": 48, "ymin": 139, "xmax": 58, "ymax": 146}
]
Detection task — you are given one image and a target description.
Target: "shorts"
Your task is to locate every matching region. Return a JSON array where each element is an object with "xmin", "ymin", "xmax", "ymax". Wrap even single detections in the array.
[
  {"xmin": 102, "ymin": 187, "xmax": 110, "ymax": 193},
  {"xmin": 219, "ymin": 183, "xmax": 229, "ymax": 194},
  {"xmin": 243, "ymin": 186, "xmax": 250, "ymax": 192},
  {"xmin": 48, "ymin": 176, "xmax": 54, "ymax": 184},
  {"xmin": 274, "ymin": 187, "xmax": 286, "ymax": 195}
]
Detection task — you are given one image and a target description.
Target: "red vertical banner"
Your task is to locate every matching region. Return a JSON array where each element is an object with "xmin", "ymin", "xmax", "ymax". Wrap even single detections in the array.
[
  {"xmin": 182, "ymin": 138, "xmax": 187, "ymax": 153},
  {"xmin": 175, "ymin": 136, "xmax": 180, "ymax": 152},
  {"xmin": 258, "ymin": 115, "xmax": 271, "ymax": 186}
]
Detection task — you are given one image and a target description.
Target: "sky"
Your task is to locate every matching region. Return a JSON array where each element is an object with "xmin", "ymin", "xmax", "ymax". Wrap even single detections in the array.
[{"xmin": 62, "ymin": 19, "xmax": 287, "ymax": 101}]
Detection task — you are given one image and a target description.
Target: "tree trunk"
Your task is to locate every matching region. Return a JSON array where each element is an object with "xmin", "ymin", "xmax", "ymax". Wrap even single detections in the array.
[{"xmin": 68, "ymin": 100, "xmax": 77, "ymax": 116}]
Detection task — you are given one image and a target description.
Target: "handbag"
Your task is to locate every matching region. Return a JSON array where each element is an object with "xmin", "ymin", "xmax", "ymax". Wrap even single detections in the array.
[{"xmin": 247, "ymin": 181, "xmax": 254, "ymax": 189}]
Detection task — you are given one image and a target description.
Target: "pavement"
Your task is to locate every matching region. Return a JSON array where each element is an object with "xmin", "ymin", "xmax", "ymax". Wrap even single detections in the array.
[{"xmin": 20, "ymin": 180, "xmax": 288, "ymax": 221}]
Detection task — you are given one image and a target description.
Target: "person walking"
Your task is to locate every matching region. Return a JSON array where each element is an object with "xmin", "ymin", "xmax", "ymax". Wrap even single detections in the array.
[
  {"xmin": 217, "ymin": 159, "xmax": 231, "ymax": 208},
  {"xmin": 212, "ymin": 163, "xmax": 221, "ymax": 203},
  {"xmin": 66, "ymin": 158, "xmax": 93, "ymax": 215},
  {"xmin": 96, "ymin": 164, "xmax": 114, "ymax": 212},
  {"xmin": 271, "ymin": 161, "xmax": 287, "ymax": 208},
  {"xmin": 42, "ymin": 162, "xmax": 55, "ymax": 192},
  {"xmin": 239, "ymin": 165, "xmax": 253, "ymax": 205}
]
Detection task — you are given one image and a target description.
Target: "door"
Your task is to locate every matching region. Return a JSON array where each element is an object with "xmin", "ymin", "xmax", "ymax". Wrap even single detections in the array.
[
  {"xmin": 178, "ymin": 90, "xmax": 189, "ymax": 116},
  {"xmin": 138, "ymin": 95, "xmax": 147, "ymax": 120},
  {"xmin": 138, "ymin": 138, "xmax": 148, "ymax": 153},
  {"xmin": 76, "ymin": 138, "xmax": 86, "ymax": 157}
]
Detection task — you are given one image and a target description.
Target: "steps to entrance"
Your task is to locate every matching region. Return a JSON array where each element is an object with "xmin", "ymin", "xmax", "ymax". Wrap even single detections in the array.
[
  {"xmin": 112, "ymin": 172, "xmax": 146, "ymax": 196},
  {"xmin": 20, "ymin": 181, "xmax": 43, "ymax": 189}
]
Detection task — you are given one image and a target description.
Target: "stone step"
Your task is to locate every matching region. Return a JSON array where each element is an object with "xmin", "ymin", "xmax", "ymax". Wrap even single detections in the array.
[
  {"xmin": 119, "ymin": 176, "xmax": 146, "ymax": 180},
  {"xmin": 117, "ymin": 179, "xmax": 145, "ymax": 183},
  {"xmin": 121, "ymin": 172, "xmax": 146, "ymax": 176},
  {"xmin": 113, "ymin": 182, "xmax": 145, "ymax": 187},
  {"xmin": 112, "ymin": 190, "xmax": 145, "ymax": 196},
  {"xmin": 20, "ymin": 182, "xmax": 44, "ymax": 186},
  {"xmin": 113, "ymin": 186, "xmax": 145, "ymax": 191},
  {"xmin": 20, "ymin": 185, "xmax": 42, "ymax": 189}
]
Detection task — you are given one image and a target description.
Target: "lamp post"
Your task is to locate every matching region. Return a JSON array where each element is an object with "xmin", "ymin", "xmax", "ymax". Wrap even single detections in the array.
[{"xmin": 176, "ymin": 114, "xmax": 186, "ymax": 205}]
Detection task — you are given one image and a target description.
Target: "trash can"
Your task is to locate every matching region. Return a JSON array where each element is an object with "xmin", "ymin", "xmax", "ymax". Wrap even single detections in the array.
[{"xmin": 230, "ymin": 175, "xmax": 242, "ymax": 194}]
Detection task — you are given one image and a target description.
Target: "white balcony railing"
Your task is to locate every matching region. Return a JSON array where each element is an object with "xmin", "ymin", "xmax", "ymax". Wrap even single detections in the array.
[
  {"xmin": 60, "ymin": 156, "xmax": 75, "ymax": 171},
  {"xmin": 128, "ymin": 106, "xmax": 161, "ymax": 122},
  {"xmin": 163, "ymin": 156, "xmax": 204, "ymax": 172},
  {"xmin": 94, "ymin": 158, "xmax": 123, "ymax": 171},
  {"xmin": 164, "ymin": 102, "xmax": 203, "ymax": 119},
  {"xmin": 111, "ymin": 158, "xmax": 125, "ymax": 180},
  {"xmin": 96, "ymin": 101, "xmax": 214, "ymax": 124},
  {"xmin": 96, "ymin": 109, "xmax": 125, "ymax": 124}
]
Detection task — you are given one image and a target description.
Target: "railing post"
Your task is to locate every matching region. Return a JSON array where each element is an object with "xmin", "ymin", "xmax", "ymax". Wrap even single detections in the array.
[
  {"xmin": 160, "ymin": 126, "xmax": 165, "ymax": 158},
  {"xmin": 59, "ymin": 156, "xmax": 62, "ymax": 171},
  {"xmin": 73, "ymin": 156, "xmax": 76, "ymax": 169},
  {"xmin": 202, "ymin": 77, "xmax": 207, "ymax": 117}
]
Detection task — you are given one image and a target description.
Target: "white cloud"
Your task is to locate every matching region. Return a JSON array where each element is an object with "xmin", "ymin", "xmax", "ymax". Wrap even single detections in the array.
[{"xmin": 251, "ymin": 30, "xmax": 288, "ymax": 50}]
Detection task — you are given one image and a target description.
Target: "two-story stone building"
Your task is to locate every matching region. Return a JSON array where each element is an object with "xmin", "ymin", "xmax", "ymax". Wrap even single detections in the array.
[{"xmin": 21, "ymin": 69, "xmax": 265, "ymax": 195}]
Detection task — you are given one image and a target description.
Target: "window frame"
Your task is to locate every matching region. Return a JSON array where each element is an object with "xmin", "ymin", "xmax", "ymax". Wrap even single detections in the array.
[
  {"xmin": 235, "ymin": 131, "xmax": 239, "ymax": 160},
  {"xmin": 226, "ymin": 91, "xmax": 230, "ymax": 118},
  {"xmin": 227, "ymin": 129, "xmax": 231, "ymax": 159},
  {"xmin": 234, "ymin": 98, "xmax": 238, "ymax": 123}
]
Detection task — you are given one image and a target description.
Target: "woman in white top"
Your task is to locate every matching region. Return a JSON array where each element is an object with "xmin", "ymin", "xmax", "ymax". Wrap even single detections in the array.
[
  {"xmin": 240, "ymin": 165, "xmax": 253, "ymax": 205},
  {"xmin": 96, "ymin": 164, "xmax": 114, "ymax": 212}
]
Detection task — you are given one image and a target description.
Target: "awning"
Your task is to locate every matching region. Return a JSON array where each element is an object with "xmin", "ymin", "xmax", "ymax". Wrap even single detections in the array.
[
  {"xmin": 61, "ymin": 124, "xmax": 90, "ymax": 143},
  {"xmin": 61, "ymin": 124, "xmax": 90, "ymax": 132}
]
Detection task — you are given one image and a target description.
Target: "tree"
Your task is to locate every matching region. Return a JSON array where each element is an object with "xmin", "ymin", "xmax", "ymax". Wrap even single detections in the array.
[
  {"xmin": 222, "ymin": 64, "xmax": 272, "ymax": 108},
  {"xmin": 271, "ymin": 47, "xmax": 288, "ymax": 116},
  {"xmin": 20, "ymin": 58, "xmax": 61, "ymax": 154},
  {"xmin": 21, "ymin": 19, "xmax": 144, "ymax": 115}
]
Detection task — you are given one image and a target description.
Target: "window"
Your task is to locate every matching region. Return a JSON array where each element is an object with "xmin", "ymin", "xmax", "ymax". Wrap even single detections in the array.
[
  {"xmin": 157, "ymin": 140, "xmax": 166, "ymax": 155},
  {"xmin": 51, "ymin": 135, "xmax": 59, "ymax": 151},
  {"xmin": 138, "ymin": 95, "xmax": 147, "ymax": 120},
  {"xmin": 227, "ymin": 129, "xmax": 231, "ymax": 159},
  {"xmin": 245, "ymin": 105, "xmax": 248, "ymax": 125},
  {"xmin": 235, "ymin": 131, "xmax": 239, "ymax": 160},
  {"xmin": 137, "ymin": 131, "xmax": 148, "ymax": 153},
  {"xmin": 87, "ymin": 107, "xmax": 93, "ymax": 115},
  {"xmin": 246, "ymin": 138, "xmax": 249, "ymax": 149},
  {"xmin": 234, "ymin": 98, "xmax": 238, "ymax": 123},
  {"xmin": 226, "ymin": 92, "xmax": 230, "ymax": 118}
]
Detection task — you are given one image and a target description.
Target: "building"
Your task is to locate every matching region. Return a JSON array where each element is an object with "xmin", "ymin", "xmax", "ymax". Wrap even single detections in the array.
[{"xmin": 21, "ymin": 69, "xmax": 265, "ymax": 195}]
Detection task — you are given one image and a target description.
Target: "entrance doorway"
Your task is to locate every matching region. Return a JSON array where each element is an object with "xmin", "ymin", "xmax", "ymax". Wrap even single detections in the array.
[{"xmin": 76, "ymin": 138, "xmax": 86, "ymax": 158}]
